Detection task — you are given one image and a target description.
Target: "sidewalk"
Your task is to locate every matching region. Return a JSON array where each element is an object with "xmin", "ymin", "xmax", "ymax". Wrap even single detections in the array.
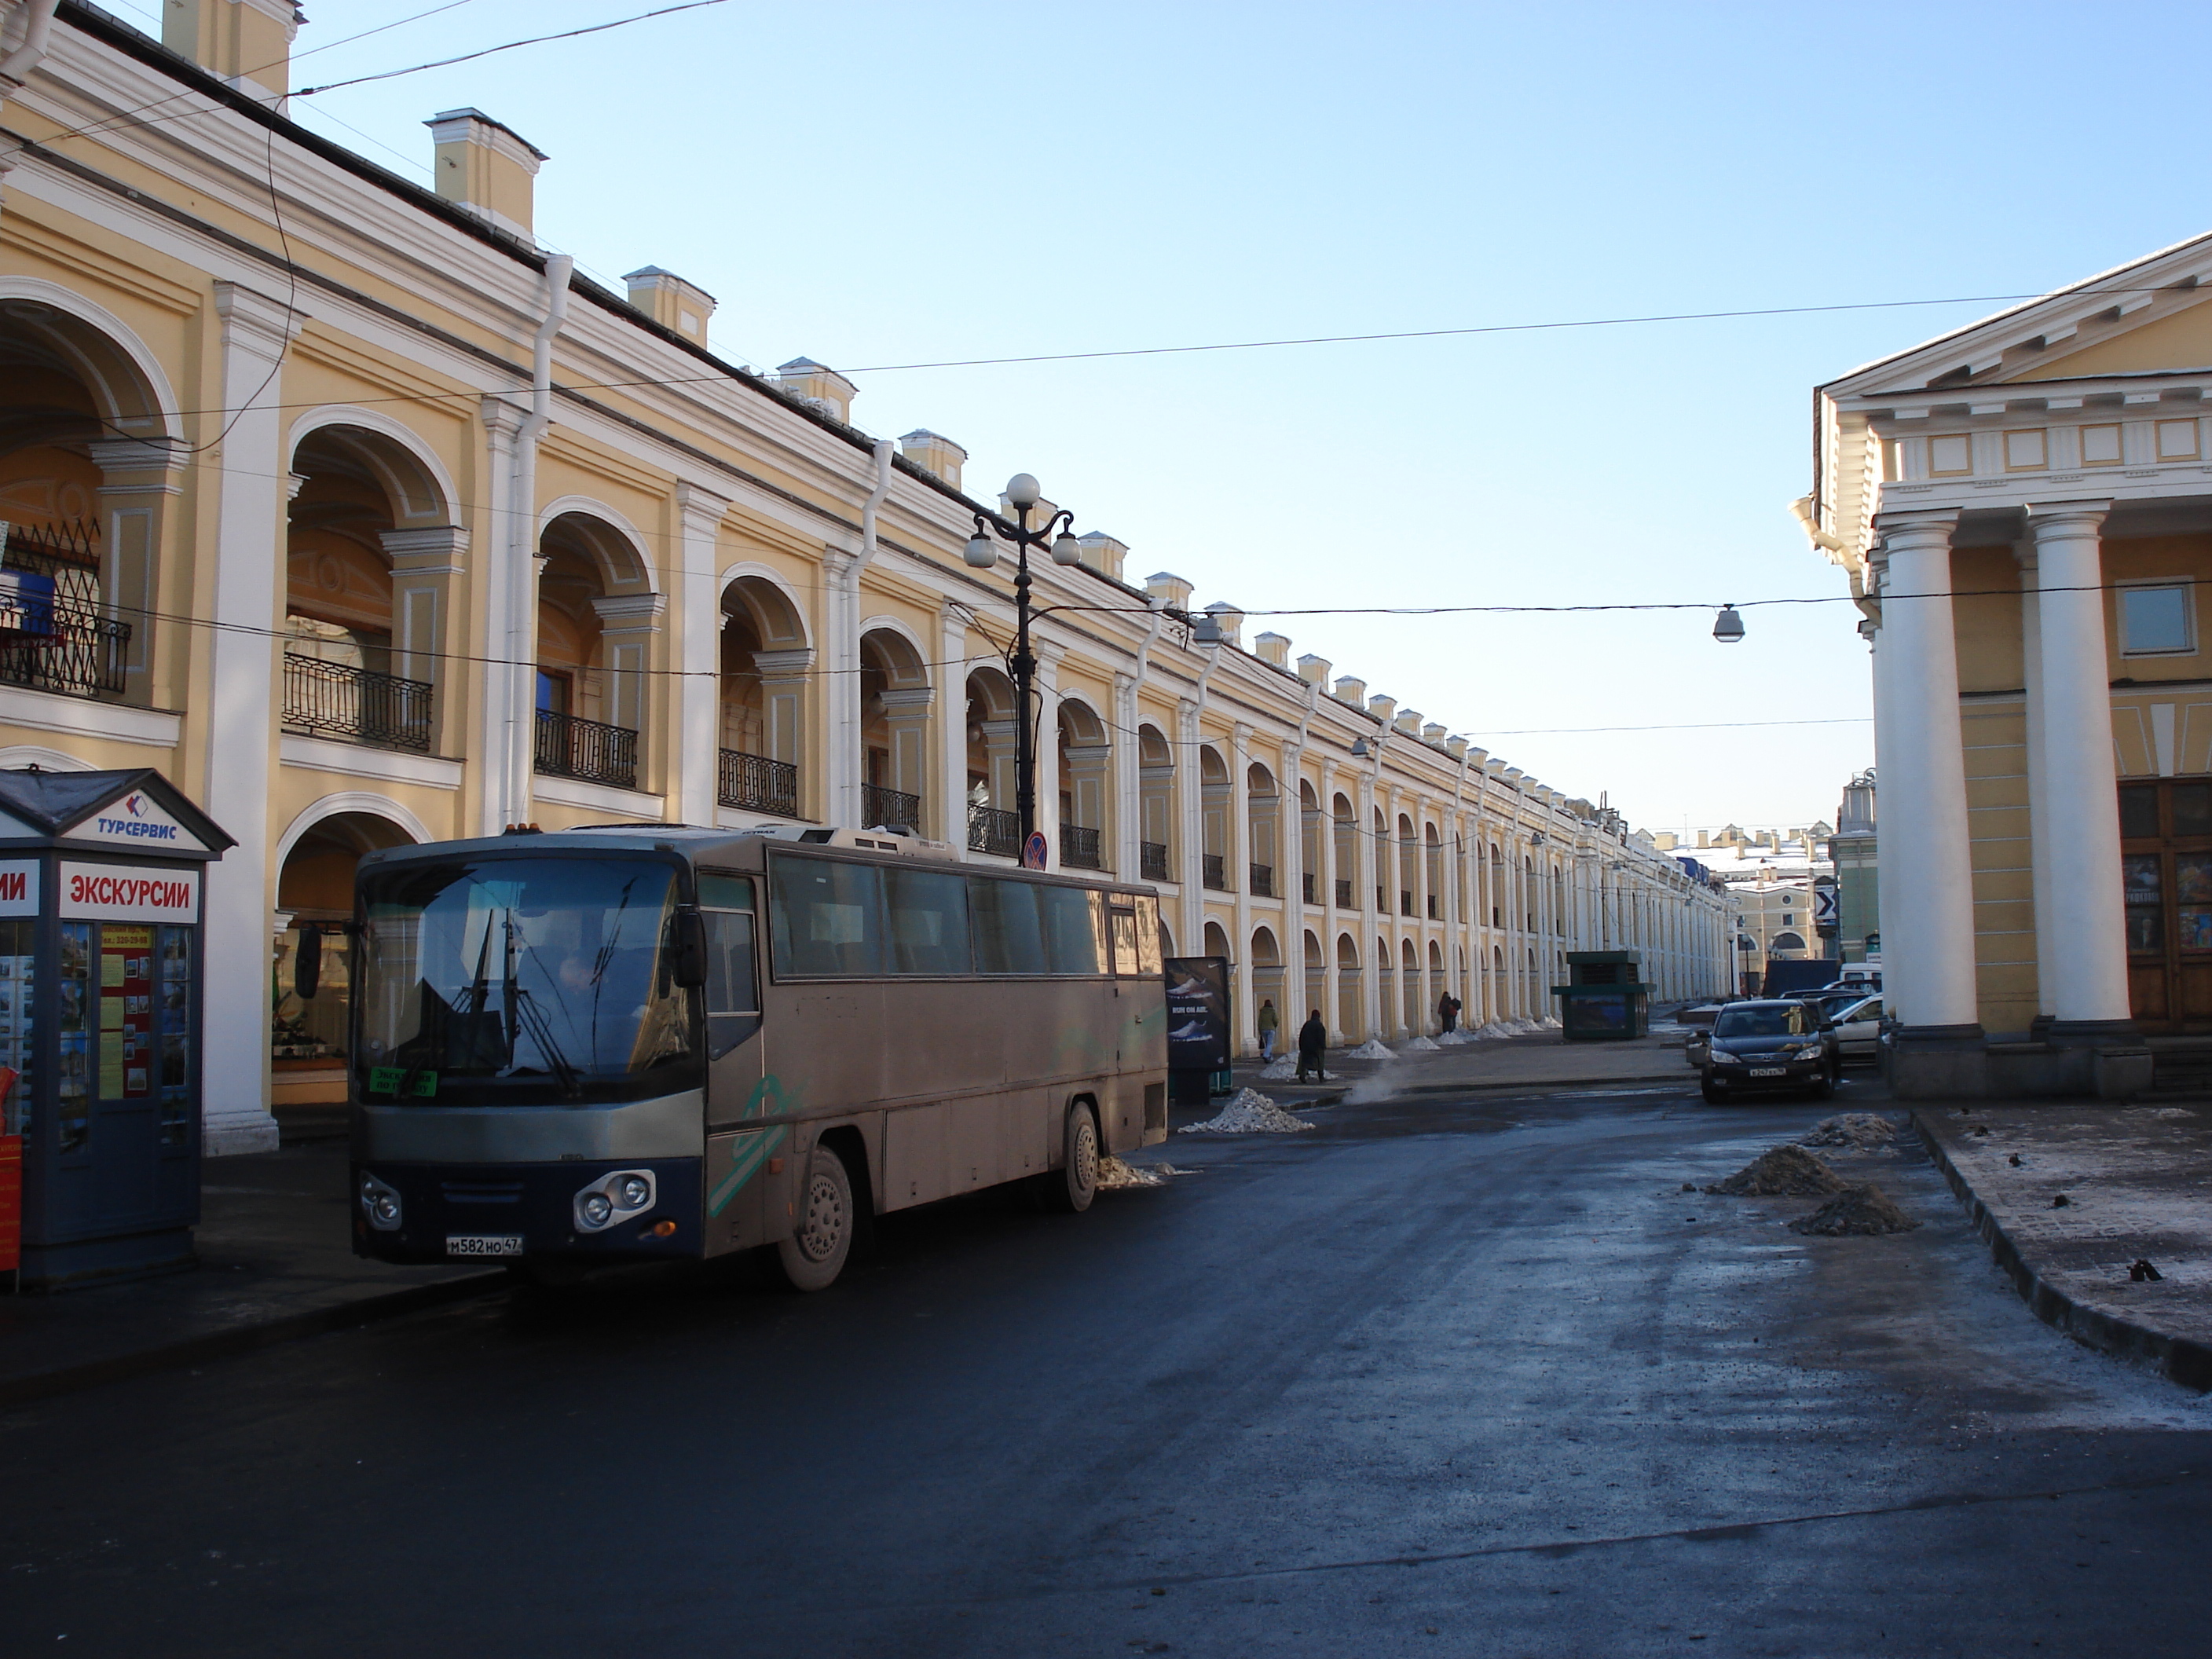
[
  {"xmin": 1917, "ymin": 1102, "xmax": 2212, "ymax": 1391},
  {"xmin": 0, "ymin": 1140, "xmax": 502, "ymax": 1408},
  {"xmin": 1229, "ymin": 1024, "xmax": 1698, "ymax": 1102}
]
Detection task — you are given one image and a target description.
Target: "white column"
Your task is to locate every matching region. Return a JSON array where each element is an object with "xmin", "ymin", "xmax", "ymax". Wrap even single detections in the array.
[
  {"xmin": 2029, "ymin": 500, "xmax": 2132, "ymax": 1028},
  {"xmin": 937, "ymin": 605, "xmax": 969, "ymax": 848},
  {"xmin": 1035, "ymin": 646, "xmax": 1063, "ymax": 868},
  {"xmin": 1113, "ymin": 671, "xmax": 1143, "ymax": 876},
  {"xmin": 1319, "ymin": 758, "xmax": 1342, "ymax": 1041},
  {"xmin": 674, "ymin": 485, "xmax": 728, "ymax": 826},
  {"xmin": 1229, "ymin": 722, "xmax": 1254, "ymax": 1051},
  {"xmin": 2015, "ymin": 543, "xmax": 2056, "ymax": 1021},
  {"xmin": 202, "ymin": 283, "xmax": 300, "ymax": 1156},
  {"xmin": 1177, "ymin": 698, "xmax": 1206, "ymax": 952},
  {"xmin": 1873, "ymin": 512, "xmax": 1982, "ymax": 1031},
  {"xmin": 825, "ymin": 548, "xmax": 861, "ymax": 830},
  {"xmin": 477, "ymin": 398, "xmax": 525, "ymax": 835}
]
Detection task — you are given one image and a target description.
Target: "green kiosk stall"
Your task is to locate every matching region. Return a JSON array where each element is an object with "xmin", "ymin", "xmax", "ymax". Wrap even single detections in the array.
[{"xmin": 1551, "ymin": 950, "xmax": 1650, "ymax": 1042}]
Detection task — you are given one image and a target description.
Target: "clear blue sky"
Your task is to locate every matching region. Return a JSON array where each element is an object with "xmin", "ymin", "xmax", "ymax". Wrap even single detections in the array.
[{"xmin": 107, "ymin": 0, "xmax": 2212, "ymax": 835}]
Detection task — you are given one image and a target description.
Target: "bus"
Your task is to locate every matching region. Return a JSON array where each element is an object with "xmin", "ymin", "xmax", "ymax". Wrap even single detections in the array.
[{"xmin": 347, "ymin": 824, "xmax": 1169, "ymax": 1290}]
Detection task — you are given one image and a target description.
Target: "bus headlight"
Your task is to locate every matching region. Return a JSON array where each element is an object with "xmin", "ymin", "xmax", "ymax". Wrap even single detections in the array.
[
  {"xmin": 359, "ymin": 1174, "xmax": 403, "ymax": 1232},
  {"xmin": 573, "ymin": 1169, "xmax": 657, "ymax": 1233}
]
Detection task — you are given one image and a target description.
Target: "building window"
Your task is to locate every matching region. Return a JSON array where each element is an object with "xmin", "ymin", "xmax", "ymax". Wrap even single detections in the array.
[{"xmin": 2120, "ymin": 584, "xmax": 2195, "ymax": 656}]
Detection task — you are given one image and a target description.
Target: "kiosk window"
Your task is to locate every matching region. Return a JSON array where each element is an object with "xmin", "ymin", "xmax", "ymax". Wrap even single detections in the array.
[
  {"xmin": 884, "ymin": 867, "xmax": 971, "ymax": 975},
  {"xmin": 770, "ymin": 858, "xmax": 884, "ymax": 978},
  {"xmin": 57, "ymin": 922, "xmax": 89, "ymax": 1153},
  {"xmin": 159, "ymin": 928, "xmax": 192, "ymax": 1146},
  {"xmin": 0, "ymin": 920, "xmax": 33, "ymax": 1138}
]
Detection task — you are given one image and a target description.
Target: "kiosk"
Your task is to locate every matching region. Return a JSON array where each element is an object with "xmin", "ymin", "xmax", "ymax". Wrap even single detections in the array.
[
  {"xmin": 1551, "ymin": 950, "xmax": 1650, "ymax": 1042},
  {"xmin": 0, "ymin": 768, "xmax": 232, "ymax": 1288}
]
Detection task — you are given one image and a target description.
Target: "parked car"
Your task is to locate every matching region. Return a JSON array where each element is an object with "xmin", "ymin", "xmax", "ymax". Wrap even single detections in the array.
[
  {"xmin": 1700, "ymin": 998, "xmax": 1838, "ymax": 1104},
  {"xmin": 1826, "ymin": 993, "xmax": 1884, "ymax": 1067},
  {"xmin": 1785, "ymin": 988, "xmax": 1870, "ymax": 1025}
]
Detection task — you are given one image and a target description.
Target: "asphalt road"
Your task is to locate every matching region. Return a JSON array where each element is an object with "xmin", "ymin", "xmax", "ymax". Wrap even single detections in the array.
[{"xmin": 5, "ymin": 1080, "xmax": 2209, "ymax": 1657}]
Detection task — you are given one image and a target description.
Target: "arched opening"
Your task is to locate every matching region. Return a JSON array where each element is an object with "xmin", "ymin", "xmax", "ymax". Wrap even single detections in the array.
[
  {"xmin": 1058, "ymin": 697, "xmax": 1110, "ymax": 870},
  {"xmin": 1396, "ymin": 812, "xmax": 1415, "ymax": 917},
  {"xmin": 537, "ymin": 512, "xmax": 654, "ymax": 789},
  {"xmin": 965, "ymin": 667, "xmax": 1020, "ymax": 855},
  {"xmin": 1771, "ymin": 931, "xmax": 1807, "ymax": 955},
  {"xmin": 1303, "ymin": 928, "xmax": 1325, "ymax": 1026},
  {"xmin": 273, "ymin": 810, "xmax": 417, "ymax": 1108},
  {"xmin": 1138, "ymin": 723, "xmax": 1174, "ymax": 881},
  {"xmin": 1247, "ymin": 762, "xmax": 1278, "ymax": 898},
  {"xmin": 859, "ymin": 626, "xmax": 929, "ymax": 830},
  {"xmin": 1401, "ymin": 936, "xmax": 1419, "ymax": 1031},
  {"xmin": 0, "ymin": 296, "xmax": 175, "ymax": 705},
  {"xmin": 1424, "ymin": 823, "xmax": 1443, "ymax": 921},
  {"xmin": 1203, "ymin": 919, "xmax": 1232, "ymax": 962},
  {"xmin": 1298, "ymin": 780, "xmax": 1320, "ymax": 906},
  {"xmin": 1489, "ymin": 840, "xmax": 1504, "ymax": 929},
  {"xmin": 1199, "ymin": 746, "xmax": 1230, "ymax": 890},
  {"xmin": 719, "ymin": 573, "xmax": 808, "ymax": 815},
  {"xmin": 1372, "ymin": 807, "xmax": 1387, "ymax": 911},
  {"xmin": 1376, "ymin": 932, "xmax": 1395, "ymax": 1035},
  {"xmin": 1427, "ymin": 939, "xmax": 1445, "ymax": 1028},
  {"xmin": 1336, "ymin": 932, "xmax": 1361, "ymax": 1038},
  {"xmin": 1331, "ymin": 792, "xmax": 1356, "ymax": 910},
  {"xmin": 1251, "ymin": 925, "xmax": 1283, "ymax": 1049},
  {"xmin": 284, "ymin": 423, "xmax": 453, "ymax": 753}
]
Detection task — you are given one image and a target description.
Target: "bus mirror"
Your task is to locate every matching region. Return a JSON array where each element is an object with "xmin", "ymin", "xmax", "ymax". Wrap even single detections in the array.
[
  {"xmin": 294, "ymin": 924, "xmax": 321, "ymax": 1001},
  {"xmin": 671, "ymin": 910, "xmax": 709, "ymax": 988}
]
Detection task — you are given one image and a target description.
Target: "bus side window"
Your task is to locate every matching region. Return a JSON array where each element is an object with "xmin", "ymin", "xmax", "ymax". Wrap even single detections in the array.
[
  {"xmin": 1108, "ymin": 906, "xmax": 1140, "ymax": 976},
  {"xmin": 704, "ymin": 910, "xmax": 760, "ymax": 1057},
  {"xmin": 1133, "ymin": 895, "xmax": 1163, "ymax": 976},
  {"xmin": 1041, "ymin": 886, "xmax": 1101, "ymax": 975},
  {"xmin": 769, "ymin": 857, "xmax": 884, "ymax": 978},
  {"xmin": 971, "ymin": 877, "xmax": 1046, "ymax": 975},
  {"xmin": 884, "ymin": 867, "xmax": 972, "ymax": 975}
]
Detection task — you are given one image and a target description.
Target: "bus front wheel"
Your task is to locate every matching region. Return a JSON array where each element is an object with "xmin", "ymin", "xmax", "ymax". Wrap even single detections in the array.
[
  {"xmin": 776, "ymin": 1143, "xmax": 855, "ymax": 1292},
  {"xmin": 1040, "ymin": 1101, "xmax": 1100, "ymax": 1215}
]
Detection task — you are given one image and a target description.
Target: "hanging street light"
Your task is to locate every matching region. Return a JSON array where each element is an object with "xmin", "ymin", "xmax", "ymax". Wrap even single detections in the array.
[{"xmin": 1712, "ymin": 605, "xmax": 1745, "ymax": 643}]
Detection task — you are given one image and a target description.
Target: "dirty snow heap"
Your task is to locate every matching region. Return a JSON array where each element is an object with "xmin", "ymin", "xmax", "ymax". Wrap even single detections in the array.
[{"xmin": 1178, "ymin": 1089, "xmax": 1317, "ymax": 1134}]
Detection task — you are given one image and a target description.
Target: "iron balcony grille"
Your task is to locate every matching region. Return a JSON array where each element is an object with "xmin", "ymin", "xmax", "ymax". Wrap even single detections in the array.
[
  {"xmin": 281, "ymin": 653, "xmax": 433, "ymax": 753},
  {"xmin": 720, "ymin": 749, "xmax": 797, "ymax": 816},
  {"xmin": 1250, "ymin": 862, "xmax": 1274, "ymax": 898},
  {"xmin": 969, "ymin": 803, "xmax": 1020, "ymax": 858},
  {"xmin": 535, "ymin": 708, "xmax": 637, "ymax": 789},
  {"xmin": 863, "ymin": 782, "xmax": 921, "ymax": 831},
  {"xmin": 1335, "ymin": 878, "xmax": 1353, "ymax": 907},
  {"xmin": 1060, "ymin": 824, "xmax": 1103, "ymax": 870},
  {"xmin": 0, "ymin": 520, "xmax": 130, "ymax": 701},
  {"xmin": 1203, "ymin": 854, "xmax": 1229, "ymax": 892},
  {"xmin": 1140, "ymin": 841, "xmax": 1170, "ymax": 881}
]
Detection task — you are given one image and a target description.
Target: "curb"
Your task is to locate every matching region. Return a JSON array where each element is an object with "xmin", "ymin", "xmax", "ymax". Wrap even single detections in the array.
[
  {"xmin": 1912, "ymin": 1110, "xmax": 2212, "ymax": 1393},
  {"xmin": 0, "ymin": 1269, "xmax": 509, "ymax": 1412},
  {"xmin": 1401, "ymin": 1071, "xmax": 1696, "ymax": 1097}
]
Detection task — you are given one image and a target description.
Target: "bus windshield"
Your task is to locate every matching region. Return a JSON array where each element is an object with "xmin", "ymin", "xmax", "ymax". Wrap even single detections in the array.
[{"xmin": 356, "ymin": 855, "xmax": 694, "ymax": 1105}]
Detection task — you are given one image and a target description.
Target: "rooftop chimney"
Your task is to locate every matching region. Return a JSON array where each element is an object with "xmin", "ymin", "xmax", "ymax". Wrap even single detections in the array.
[
  {"xmin": 899, "ymin": 430, "xmax": 966, "ymax": 491},
  {"xmin": 623, "ymin": 267, "xmax": 716, "ymax": 346},
  {"xmin": 1393, "ymin": 709, "xmax": 1423, "ymax": 736},
  {"xmin": 1145, "ymin": 571, "xmax": 1192, "ymax": 610},
  {"xmin": 1333, "ymin": 675, "xmax": 1366, "ymax": 705},
  {"xmin": 1252, "ymin": 631, "xmax": 1292, "ymax": 668},
  {"xmin": 427, "ymin": 108, "xmax": 546, "ymax": 241},
  {"xmin": 1423, "ymin": 723, "xmax": 1448, "ymax": 745},
  {"xmin": 1076, "ymin": 532, "xmax": 1127, "ymax": 581},
  {"xmin": 1445, "ymin": 736, "xmax": 1468, "ymax": 760},
  {"xmin": 776, "ymin": 358, "xmax": 857, "ymax": 423},
  {"xmin": 1296, "ymin": 653, "xmax": 1331, "ymax": 686},
  {"xmin": 1368, "ymin": 693, "xmax": 1397, "ymax": 725},
  {"xmin": 166, "ymin": 0, "xmax": 296, "ymax": 105}
]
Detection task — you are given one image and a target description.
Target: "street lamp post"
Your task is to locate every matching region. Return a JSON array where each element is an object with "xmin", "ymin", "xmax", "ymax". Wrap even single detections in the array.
[{"xmin": 964, "ymin": 474, "xmax": 1086, "ymax": 852}]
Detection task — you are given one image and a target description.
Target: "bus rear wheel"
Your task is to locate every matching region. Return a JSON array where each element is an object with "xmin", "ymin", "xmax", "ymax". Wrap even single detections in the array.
[
  {"xmin": 1040, "ymin": 1101, "xmax": 1100, "ymax": 1214},
  {"xmin": 776, "ymin": 1143, "xmax": 855, "ymax": 1292}
]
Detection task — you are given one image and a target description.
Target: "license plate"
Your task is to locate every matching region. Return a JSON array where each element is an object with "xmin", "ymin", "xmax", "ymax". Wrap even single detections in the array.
[
  {"xmin": 1749, "ymin": 1068, "xmax": 1786, "ymax": 1078},
  {"xmin": 446, "ymin": 1234, "xmax": 524, "ymax": 1258}
]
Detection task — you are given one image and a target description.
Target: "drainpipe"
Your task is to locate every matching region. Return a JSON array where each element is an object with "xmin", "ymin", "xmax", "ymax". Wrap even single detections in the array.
[
  {"xmin": 0, "ymin": 1, "xmax": 60, "ymax": 89},
  {"xmin": 840, "ymin": 438, "xmax": 893, "ymax": 827},
  {"xmin": 504, "ymin": 254, "xmax": 570, "ymax": 825}
]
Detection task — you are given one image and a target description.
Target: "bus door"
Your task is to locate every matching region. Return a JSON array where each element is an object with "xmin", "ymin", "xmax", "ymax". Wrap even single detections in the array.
[{"xmin": 697, "ymin": 873, "xmax": 764, "ymax": 1122}]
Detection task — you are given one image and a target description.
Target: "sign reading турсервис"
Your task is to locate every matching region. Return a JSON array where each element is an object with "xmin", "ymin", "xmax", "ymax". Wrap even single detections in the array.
[{"xmin": 65, "ymin": 790, "xmax": 210, "ymax": 853}]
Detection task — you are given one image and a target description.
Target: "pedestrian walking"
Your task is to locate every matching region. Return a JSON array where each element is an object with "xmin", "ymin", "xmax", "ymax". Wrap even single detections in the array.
[
  {"xmin": 1296, "ymin": 1009, "xmax": 1328, "ymax": 1083},
  {"xmin": 1438, "ymin": 992, "xmax": 1460, "ymax": 1034},
  {"xmin": 1257, "ymin": 998, "xmax": 1279, "ymax": 1061}
]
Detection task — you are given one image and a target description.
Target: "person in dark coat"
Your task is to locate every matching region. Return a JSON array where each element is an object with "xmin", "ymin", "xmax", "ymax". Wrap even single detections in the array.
[
  {"xmin": 1296, "ymin": 1009, "xmax": 1328, "ymax": 1083},
  {"xmin": 1438, "ymin": 993, "xmax": 1460, "ymax": 1034}
]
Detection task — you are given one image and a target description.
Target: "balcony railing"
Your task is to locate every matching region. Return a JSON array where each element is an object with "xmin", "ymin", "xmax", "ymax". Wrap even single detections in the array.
[
  {"xmin": 1060, "ymin": 824, "xmax": 1103, "ymax": 870},
  {"xmin": 1335, "ymin": 878, "xmax": 1353, "ymax": 907},
  {"xmin": 1140, "ymin": 840, "xmax": 1170, "ymax": 881},
  {"xmin": 0, "ymin": 521, "xmax": 130, "ymax": 701},
  {"xmin": 535, "ymin": 708, "xmax": 637, "ymax": 789},
  {"xmin": 1249, "ymin": 862, "xmax": 1274, "ymax": 898},
  {"xmin": 281, "ymin": 653, "xmax": 432, "ymax": 753},
  {"xmin": 1203, "ymin": 853, "xmax": 1229, "ymax": 892},
  {"xmin": 720, "ymin": 749, "xmax": 797, "ymax": 816},
  {"xmin": 862, "ymin": 782, "xmax": 921, "ymax": 830},
  {"xmin": 969, "ymin": 803, "xmax": 1020, "ymax": 858}
]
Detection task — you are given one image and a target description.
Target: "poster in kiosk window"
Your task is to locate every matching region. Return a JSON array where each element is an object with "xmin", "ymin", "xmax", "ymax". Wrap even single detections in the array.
[
  {"xmin": 1163, "ymin": 954, "xmax": 1231, "ymax": 1104},
  {"xmin": 0, "ymin": 767, "xmax": 232, "ymax": 1289}
]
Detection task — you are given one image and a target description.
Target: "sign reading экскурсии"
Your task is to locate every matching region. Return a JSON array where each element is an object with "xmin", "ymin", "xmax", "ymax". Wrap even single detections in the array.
[{"xmin": 57, "ymin": 862, "xmax": 200, "ymax": 923}]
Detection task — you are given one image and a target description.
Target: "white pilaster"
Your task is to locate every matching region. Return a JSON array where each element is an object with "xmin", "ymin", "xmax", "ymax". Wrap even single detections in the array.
[
  {"xmin": 2029, "ymin": 500, "xmax": 2133, "ymax": 1028},
  {"xmin": 1230, "ymin": 721, "xmax": 1253, "ymax": 1051},
  {"xmin": 674, "ymin": 484, "xmax": 728, "ymax": 826},
  {"xmin": 2016, "ymin": 545, "xmax": 2056, "ymax": 1021}
]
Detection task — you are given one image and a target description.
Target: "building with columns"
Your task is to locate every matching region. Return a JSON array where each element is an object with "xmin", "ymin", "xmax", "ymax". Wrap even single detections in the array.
[
  {"xmin": 0, "ymin": 2, "xmax": 1731, "ymax": 1152},
  {"xmin": 1799, "ymin": 228, "xmax": 2212, "ymax": 1096}
]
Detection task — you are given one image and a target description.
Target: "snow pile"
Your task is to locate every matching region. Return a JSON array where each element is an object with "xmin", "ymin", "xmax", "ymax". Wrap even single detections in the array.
[
  {"xmin": 1346, "ymin": 1038, "xmax": 1397, "ymax": 1060},
  {"xmin": 1800, "ymin": 1112, "xmax": 1903, "ymax": 1152},
  {"xmin": 1097, "ymin": 1156, "xmax": 1188, "ymax": 1188},
  {"xmin": 1401, "ymin": 1035, "xmax": 1440, "ymax": 1052},
  {"xmin": 1705, "ymin": 1144, "xmax": 1844, "ymax": 1197},
  {"xmin": 1177, "ymin": 1088, "xmax": 1316, "ymax": 1134},
  {"xmin": 1472, "ymin": 1021, "xmax": 1518, "ymax": 1040},
  {"xmin": 1789, "ymin": 1183, "xmax": 1917, "ymax": 1236},
  {"xmin": 1257, "ymin": 1056, "xmax": 1302, "ymax": 1080},
  {"xmin": 1434, "ymin": 1029, "xmax": 1471, "ymax": 1046},
  {"xmin": 1537, "ymin": 1016, "xmax": 1562, "ymax": 1031}
]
